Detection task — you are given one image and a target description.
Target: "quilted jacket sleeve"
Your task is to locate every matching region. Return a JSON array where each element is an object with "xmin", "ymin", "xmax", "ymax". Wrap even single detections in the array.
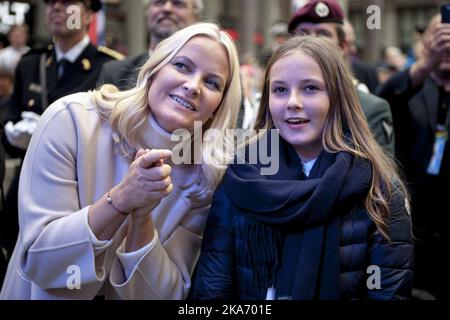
[
  {"xmin": 192, "ymin": 184, "xmax": 236, "ymax": 300},
  {"xmin": 366, "ymin": 188, "xmax": 414, "ymax": 300}
]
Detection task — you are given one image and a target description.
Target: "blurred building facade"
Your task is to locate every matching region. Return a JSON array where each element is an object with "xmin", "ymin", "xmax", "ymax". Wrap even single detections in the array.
[{"xmin": 348, "ymin": 0, "xmax": 446, "ymax": 63}]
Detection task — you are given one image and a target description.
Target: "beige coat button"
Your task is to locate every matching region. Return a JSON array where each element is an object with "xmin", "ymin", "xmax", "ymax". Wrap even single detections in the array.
[{"xmin": 28, "ymin": 99, "xmax": 35, "ymax": 108}]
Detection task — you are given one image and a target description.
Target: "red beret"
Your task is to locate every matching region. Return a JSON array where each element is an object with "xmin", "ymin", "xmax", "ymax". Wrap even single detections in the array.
[{"xmin": 288, "ymin": 0, "xmax": 344, "ymax": 33}]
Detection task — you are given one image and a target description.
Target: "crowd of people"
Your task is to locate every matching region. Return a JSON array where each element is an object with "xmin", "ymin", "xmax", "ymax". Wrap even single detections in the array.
[{"xmin": 0, "ymin": 0, "xmax": 447, "ymax": 300}]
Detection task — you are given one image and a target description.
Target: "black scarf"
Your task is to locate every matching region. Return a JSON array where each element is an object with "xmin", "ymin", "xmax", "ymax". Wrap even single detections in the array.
[{"xmin": 223, "ymin": 134, "xmax": 372, "ymax": 299}]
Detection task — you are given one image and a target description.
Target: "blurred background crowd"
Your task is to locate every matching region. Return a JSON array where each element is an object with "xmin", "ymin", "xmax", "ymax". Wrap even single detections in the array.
[{"xmin": 0, "ymin": 0, "xmax": 442, "ymax": 130}]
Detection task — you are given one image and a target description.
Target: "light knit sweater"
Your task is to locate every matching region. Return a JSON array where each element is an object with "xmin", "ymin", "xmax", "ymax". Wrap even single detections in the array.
[{"xmin": 0, "ymin": 92, "xmax": 213, "ymax": 300}]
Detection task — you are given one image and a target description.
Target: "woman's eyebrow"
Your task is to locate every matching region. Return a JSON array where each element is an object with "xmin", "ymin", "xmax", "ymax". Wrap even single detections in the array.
[
  {"xmin": 270, "ymin": 78, "xmax": 324, "ymax": 84},
  {"xmin": 172, "ymin": 55, "xmax": 194, "ymax": 66},
  {"xmin": 174, "ymin": 55, "xmax": 227, "ymax": 86}
]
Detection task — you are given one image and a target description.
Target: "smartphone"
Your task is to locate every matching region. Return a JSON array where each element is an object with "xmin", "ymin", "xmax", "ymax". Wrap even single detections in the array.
[{"xmin": 441, "ymin": 4, "xmax": 450, "ymax": 23}]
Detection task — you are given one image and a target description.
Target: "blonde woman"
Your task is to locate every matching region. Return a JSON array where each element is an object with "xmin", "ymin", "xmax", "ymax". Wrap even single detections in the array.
[
  {"xmin": 1, "ymin": 22, "xmax": 241, "ymax": 300},
  {"xmin": 193, "ymin": 36, "xmax": 413, "ymax": 300}
]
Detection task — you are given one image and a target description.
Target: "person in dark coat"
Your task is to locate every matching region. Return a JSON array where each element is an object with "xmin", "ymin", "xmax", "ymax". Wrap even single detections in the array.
[
  {"xmin": 377, "ymin": 14, "xmax": 450, "ymax": 300},
  {"xmin": 0, "ymin": 69, "xmax": 12, "ymax": 287},
  {"xmin": 342, "ymin": 20, "xmax": 379, "ymax": 93},
  {"xmin": 0, "ymin": 0, "xmax": 122, "ymax": 260},
  {"xmin": 192, "ymin": 36, "xmax": 413, "ymax": 300}
]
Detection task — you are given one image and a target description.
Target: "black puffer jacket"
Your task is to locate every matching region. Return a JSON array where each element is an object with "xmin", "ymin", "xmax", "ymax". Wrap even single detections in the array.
[{"xmin": 192, "ymin": 182, "xmax": 413, "ymax": 300}]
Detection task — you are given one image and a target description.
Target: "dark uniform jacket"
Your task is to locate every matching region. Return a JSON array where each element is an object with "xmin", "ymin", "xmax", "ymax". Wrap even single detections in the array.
[
  {"xmin": 98, "ymin": 52, "xmax": 148, "ymax": 91},
  {"xmin": 4, "ymin": 42, "xmax": 122, "ymax": 129},
  {"xmin": 357, "ymin": 90, "xmax": 395, "ymax": 157}
]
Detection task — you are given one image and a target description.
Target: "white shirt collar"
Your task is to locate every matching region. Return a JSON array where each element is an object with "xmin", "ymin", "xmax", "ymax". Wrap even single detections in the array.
[
  {"xmin": 302, "ymin": 158, "xmax": 317, "ymax": 177},
  {"xmin": 55, "ymin": 35, "xmax": 90, "ymax": 63}
]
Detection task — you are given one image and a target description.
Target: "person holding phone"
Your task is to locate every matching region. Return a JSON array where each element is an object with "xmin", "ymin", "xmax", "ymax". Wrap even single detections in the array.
[
  {"xmin": 377, "ymin": 13, "xmax": 450, "ymax": 300},
  {"xmin": 0, "ymin": 22, "xmax": 242, "ymax": 300}
]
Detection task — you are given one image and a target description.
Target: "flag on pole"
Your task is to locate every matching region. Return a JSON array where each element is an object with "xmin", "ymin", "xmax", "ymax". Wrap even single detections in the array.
[{"xmin": 88, "ymin": 0, "xmax": 106, "ymax": 45}]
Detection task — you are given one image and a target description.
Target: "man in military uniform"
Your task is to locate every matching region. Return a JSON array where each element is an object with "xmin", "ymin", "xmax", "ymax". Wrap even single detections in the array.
[
  {"xmin": 4, "ymin": 0, "xmax": 123, "ymax": 147},
  {"xmin": 0, "ymin": 0, "xmax": 123, "ymax": 264},
  {"xmin": 288, "ymin": 0, "xmax": 395, "ymax": 156},
  {"xmin": 98, "ymin": 0, "xmax": 203, "ymax": 90}
]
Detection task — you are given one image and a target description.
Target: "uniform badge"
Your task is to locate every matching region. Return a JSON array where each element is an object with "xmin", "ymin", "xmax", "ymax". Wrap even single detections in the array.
[
  {"xmin": 82, "ymin": 58, "xmax": 91, "ymax": 71},
  {"xmin": 315, "ymin": 2, "xmax": 330, "ymax": 17}
]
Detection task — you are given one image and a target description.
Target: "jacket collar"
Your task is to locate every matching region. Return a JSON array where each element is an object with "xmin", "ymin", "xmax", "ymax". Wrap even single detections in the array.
[
  {"xmin": 422, "ymin": 77, "xmax": 440, "ymax": 133},
  {"xmin": 55, "ymin": 35, "xmax": 90, "ymax": 63}
]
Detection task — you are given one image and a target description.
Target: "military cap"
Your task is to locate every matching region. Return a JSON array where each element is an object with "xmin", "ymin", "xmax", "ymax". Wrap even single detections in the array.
[{"xmin": 288, "ymin": 0, "xmax": 344, "ymax": 33}]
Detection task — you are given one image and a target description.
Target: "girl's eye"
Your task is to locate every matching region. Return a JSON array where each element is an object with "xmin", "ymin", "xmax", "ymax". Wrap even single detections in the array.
[
  {"xmin": 272, "ymin": 87, "xmax": 287, "ymax": 94},
  {"xmin": 304, "ymin": 85, "xmax": 319, "ymax": 92}
]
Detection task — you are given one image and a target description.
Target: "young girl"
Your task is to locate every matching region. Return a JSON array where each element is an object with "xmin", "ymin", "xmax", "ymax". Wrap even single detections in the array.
[{"xmin": 193, "ymin": 36, "xmax": 413, "ymax": 300}]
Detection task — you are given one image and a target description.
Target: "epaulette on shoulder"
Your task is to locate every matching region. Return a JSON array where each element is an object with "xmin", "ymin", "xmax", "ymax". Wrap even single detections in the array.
[{"xmin": 97, "ymin": 46, "xmax": 125, "ymax": 60}]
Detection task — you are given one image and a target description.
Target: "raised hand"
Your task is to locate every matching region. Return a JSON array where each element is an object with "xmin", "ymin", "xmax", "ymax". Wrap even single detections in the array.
[
  {"xmin": 422, "ymin": 17, "xmax": 450, "ymax": 71},
  {"xmin": 110, "ymin": 148, "xmax": 173, "ymax": 215}
]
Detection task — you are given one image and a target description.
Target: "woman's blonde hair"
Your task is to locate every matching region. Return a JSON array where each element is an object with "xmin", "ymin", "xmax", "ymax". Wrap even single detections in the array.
[
  {"xmin": 92, "ymin": 22, "xmax": 242, "ymax": 190},
  {"xmin": 254, "ymin": 36, "xmax": 408, "ymax": 239}
]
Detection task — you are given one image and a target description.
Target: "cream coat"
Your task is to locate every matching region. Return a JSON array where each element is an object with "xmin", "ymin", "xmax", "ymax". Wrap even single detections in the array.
[{"xmin": 0, "ymin": 92, "xmax": 211, "ymax": 299}]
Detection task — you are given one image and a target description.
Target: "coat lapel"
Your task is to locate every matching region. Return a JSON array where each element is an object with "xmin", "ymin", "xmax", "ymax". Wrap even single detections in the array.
[
  {"xmin": 46, "ymin": 49, "xmax": 59, "ymax": 94},
  {"xmin": 422, "ymin": 78, "xmax": 440, "ymax": 133},
  {"xmin": 49, "ymin": 43, "xmax": 96, "ymax": 102}
]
